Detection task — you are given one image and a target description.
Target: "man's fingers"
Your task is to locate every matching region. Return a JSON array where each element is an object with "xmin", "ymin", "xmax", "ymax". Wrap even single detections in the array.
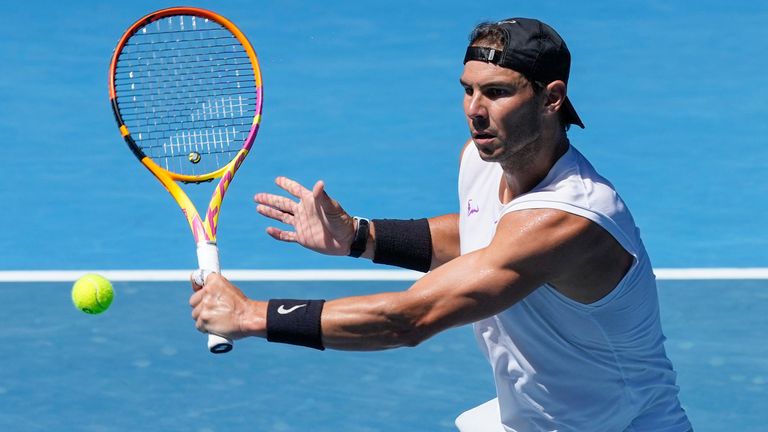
[
  {"xmin": 266, "ymin": 227, "xmax": 297, "ymax": 242},
  {"xmin": 257, "ymin": 205, "xmax": 295, "ymax": 225},
  {"xmin": 313, "ymin": 180, "xmax": 333, "ymax": 209},
  {"xmin": 190, "ymin": 289, "xmax": 203, "ymax": 308},
  {"xmin": 254, "ymin": 193, "xmax": 297, "ymax": 214},
  {"xmin": 313, "ymin": 180, "xmax": 348, "ymax": 219},
  {"xmin": 190, "ymin": 272, "xmax": 205, "ymax": 292},
  {"xmin": 192, "ymin": 269, "xmax": 210, "ymax": 287},
  {"xmin": 275, "ymin": 176, "xmax": 310, "ymax": 199},
  {"xmin": 312, "ymin": 180, "xmax": 325, "ymax": 198}
]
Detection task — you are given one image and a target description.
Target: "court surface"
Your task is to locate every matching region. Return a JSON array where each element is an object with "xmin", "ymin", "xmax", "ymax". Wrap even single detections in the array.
[
  {"xmin": 1, "ymin": 0, "xmax": 767, "ymax": 431},
  {"xmin": 0, "ymin": 279, "xmax": 765, "ymax": 431}
]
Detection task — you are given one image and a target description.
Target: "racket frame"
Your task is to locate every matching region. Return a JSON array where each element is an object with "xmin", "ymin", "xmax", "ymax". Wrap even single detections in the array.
[{"xmin": 108, "ymin": 7, "xmax": 263, "ymax": 354}]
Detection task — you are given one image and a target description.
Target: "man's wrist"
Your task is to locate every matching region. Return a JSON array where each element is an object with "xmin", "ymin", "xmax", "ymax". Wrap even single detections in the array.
[
  {"xmin": 348, "ymin": 217, "xmax": 371, "ymax": 258},
  {"xmin": 243, "ymin": 300, "xmax": 268, "ymax": 338}
]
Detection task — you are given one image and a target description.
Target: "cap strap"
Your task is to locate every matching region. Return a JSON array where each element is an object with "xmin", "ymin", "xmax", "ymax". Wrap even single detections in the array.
[
  {"xmin": 464, "ymin": 46, "xmax": 532, "ymax": 78},
  {"xmin": 464, "ymin": 46, "xmax": 502, "ymax": 65}
]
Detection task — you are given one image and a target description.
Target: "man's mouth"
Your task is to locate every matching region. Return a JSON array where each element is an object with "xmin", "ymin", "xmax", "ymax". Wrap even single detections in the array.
[{"xmin": 473, "ymin": 132, "xmax": 496, "ymax": 145}]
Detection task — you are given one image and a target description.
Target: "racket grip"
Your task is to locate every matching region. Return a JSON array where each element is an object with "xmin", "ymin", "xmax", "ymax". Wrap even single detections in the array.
[{"xmin": 196, "ymin": 241, "xmax": 234, "ymax": 354}]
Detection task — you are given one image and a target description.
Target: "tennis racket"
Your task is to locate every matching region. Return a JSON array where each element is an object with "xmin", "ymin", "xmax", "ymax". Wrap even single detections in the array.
[{"xmin": 108, "ymin": 7, "xmax": 263, "ymax": 354}]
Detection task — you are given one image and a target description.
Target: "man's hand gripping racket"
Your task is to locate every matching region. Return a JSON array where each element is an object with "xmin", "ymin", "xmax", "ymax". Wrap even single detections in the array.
[{"xmin": 108, "ymin": 7, "xmax": 263, "ymax": 353}]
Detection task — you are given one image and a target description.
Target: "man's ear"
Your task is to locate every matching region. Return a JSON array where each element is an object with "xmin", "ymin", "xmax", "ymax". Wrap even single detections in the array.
[{"xmin": 544, "ymin": 80, "xmax": 567, "ymax": 115}]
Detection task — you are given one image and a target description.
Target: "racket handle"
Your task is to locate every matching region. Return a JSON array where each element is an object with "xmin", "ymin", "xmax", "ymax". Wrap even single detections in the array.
[{"xmin": 196, "ymin": 241, "xmax": 234, "ymax": 354}]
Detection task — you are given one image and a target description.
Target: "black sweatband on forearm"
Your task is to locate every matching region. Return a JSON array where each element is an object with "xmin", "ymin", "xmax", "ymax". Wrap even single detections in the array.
[
  {"xmin": 371, "ymin": 218, "xmax": 433, "ymax": 273},
  {"xmin": 266, "ymin": 299, "xmax": 326, "ymax": 350}
]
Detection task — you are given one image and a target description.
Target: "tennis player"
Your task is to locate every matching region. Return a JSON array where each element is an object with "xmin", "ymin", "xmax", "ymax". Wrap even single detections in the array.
[{"xmin": 190, "ymin": 18, "xmax": 693, "ymax": 431}]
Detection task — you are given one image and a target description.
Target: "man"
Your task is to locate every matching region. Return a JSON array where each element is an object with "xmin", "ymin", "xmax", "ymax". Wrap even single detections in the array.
[{"xmin": 190, "ymin": 18, "xmax": 692, "ymax": 431}]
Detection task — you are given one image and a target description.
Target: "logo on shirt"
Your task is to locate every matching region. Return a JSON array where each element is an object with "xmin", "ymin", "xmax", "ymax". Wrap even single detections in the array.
[{"xmin": 467, "ymin": 199, "xmax": 480, "ymax": 216}]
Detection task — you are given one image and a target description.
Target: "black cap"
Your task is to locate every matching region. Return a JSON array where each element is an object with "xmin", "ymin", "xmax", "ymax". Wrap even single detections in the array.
[{"xmin": 464, "ymin": 18, "xmax": 584, "ymax": 129}]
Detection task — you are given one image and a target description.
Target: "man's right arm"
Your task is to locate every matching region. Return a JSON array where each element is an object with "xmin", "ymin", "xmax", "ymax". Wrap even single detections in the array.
[
  {"xmin": 427, "ymin": 213, "xmax": 461, "ymax": 269},
  {"xmin": 255, "ymin": 177, "xmax": 461, "ymax": 272},
  {"xmin": 358, "ymin": 139, "xmax": 472, "ymax": 270}
]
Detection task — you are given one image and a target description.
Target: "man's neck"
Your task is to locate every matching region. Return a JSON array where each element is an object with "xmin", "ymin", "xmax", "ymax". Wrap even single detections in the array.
[{"xmin": 498, "ymin": 133, "xmax": 569, "ymax": 203}]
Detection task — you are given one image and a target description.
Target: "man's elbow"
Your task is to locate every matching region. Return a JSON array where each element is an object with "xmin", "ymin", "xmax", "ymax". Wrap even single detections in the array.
[
  {"xmin": 384, "ymin": 291, "xmax": 443, "ymax": 348},
  {"xmin": 388, "ymin": 315, "xmax": 437, "ymax": 348}
]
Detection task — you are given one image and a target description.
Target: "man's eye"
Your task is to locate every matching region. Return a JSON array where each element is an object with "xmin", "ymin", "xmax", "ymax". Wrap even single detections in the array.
[
  {"xmin": 486, "ymin": 88, "xmax": 509, "ymax": 98},
  {"xmin": 463, "ymin": 87, "xmax": 473, "ymax": 96}
]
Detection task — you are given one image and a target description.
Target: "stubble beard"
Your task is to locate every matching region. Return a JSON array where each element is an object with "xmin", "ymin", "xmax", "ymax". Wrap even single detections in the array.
[{"xmin": 480, "ymin": 120, "xmax": 543, "ymax": 174}]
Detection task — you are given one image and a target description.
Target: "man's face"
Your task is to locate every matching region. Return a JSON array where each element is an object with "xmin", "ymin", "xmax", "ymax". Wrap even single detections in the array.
[{"xmin": 460, "ymin": 59, "xmax": 544, "ymax": 163}]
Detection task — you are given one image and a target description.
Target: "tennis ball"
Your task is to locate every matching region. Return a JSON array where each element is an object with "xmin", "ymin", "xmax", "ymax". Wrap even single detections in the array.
[
  {"xmin": 188, "ymin": 151, "xmax": 201, "ymax": 164},
  {"xmin": 71, "ymin": 274, "xmax": 114, "ymax": 314}
]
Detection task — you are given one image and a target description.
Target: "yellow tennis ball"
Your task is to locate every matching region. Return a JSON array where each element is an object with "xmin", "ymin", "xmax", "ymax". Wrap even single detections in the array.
[
  {"xmin": 72, "ymin": 274, "xmax": 114, "ymax": 314},
  {"xmin": 188, "ymin": 151, "xmax": 201, "ymax": 164}
]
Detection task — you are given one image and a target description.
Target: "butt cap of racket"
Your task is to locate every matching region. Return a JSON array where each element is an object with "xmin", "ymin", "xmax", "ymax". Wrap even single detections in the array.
[{"xmin": 208, "ymin": 334, "xmax": 233, "ymax": 354}]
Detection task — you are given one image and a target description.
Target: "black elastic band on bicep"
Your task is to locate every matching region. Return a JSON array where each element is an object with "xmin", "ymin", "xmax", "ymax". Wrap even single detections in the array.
[{"xmin": 371, "ymin": 218, "xmax": 433, "ymax": 273}]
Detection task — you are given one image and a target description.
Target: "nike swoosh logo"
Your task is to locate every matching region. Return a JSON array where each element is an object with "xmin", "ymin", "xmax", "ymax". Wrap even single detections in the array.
[{"xmin": 277, "ymin": 304, "xmax": 307, "ymax": 315}]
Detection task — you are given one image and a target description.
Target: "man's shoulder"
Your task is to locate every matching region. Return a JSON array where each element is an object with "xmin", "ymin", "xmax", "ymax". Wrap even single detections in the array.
[
  {"xmin": 510, "ymin": 146, "xmax": 624, "ymax": 214},
  {"xmin": 459, "ymin": 139, "xmax": 475, "ymax": 165}
]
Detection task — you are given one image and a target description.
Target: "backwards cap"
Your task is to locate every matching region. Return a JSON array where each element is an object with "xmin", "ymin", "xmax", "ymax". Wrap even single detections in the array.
[{"xmin": 464, "ymin": 18, "xmax": 584, "ymax": 128}]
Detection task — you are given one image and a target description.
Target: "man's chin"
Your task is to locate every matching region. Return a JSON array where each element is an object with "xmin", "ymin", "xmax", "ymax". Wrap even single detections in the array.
[{"xmin": 475, "ymin": 142, "xmax": 502, "ymax": 162}]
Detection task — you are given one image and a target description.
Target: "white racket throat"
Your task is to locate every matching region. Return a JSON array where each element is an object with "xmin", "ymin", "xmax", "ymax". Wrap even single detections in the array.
[{"xmin": 196, "ymin": 241, "xmax": 221, "ymax": 274}]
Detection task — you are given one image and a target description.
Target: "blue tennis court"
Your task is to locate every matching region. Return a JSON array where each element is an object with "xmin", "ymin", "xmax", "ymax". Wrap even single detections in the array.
[
  {"xmin": 0, "ymin": 279, "xmax": 766, "ymax": 431},
  {"xmin": 1, "ymin": 0, "xmax": 767, "ymax": 430}
]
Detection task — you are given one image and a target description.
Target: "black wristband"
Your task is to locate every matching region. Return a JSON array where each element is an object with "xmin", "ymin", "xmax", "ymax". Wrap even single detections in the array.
[
  {"xmin": 371, "ymin": 218, "xmax": 433, "ymax": 273},
  {"xmin": 348, "ymin": 217, "xmax": 370, "ymax": 258},
  {"xmin": 266, "ymin": 299, "xmax": 326, "ymax": 350}
]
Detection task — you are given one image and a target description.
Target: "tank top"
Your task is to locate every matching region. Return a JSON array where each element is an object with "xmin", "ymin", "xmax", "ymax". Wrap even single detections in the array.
[{"xmin": 458, "ymin": 143, "xmax": 692, "ymax": 432}]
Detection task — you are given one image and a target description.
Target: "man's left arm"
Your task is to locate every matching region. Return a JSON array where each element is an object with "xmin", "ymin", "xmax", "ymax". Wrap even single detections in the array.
[{"xmin": 190, "ymin": 208, "xmax": 625, "ymax": 350}]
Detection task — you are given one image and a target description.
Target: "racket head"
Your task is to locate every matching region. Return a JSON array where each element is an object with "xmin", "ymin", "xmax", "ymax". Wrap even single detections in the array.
[{"xmin": 109, "ymin": 7, "xmax": 263, "ymax": 183}]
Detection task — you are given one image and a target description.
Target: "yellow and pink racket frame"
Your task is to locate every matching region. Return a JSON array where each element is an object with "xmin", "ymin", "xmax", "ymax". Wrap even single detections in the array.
[{"xmin": 108, "ymin": 7, "xmax": 263, "ymax": 245}]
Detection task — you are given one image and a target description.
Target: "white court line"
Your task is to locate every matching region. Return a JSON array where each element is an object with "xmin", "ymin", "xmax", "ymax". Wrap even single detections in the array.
[
  {"xmin": 654, "ymin": 268, "xmax": 768, "ymax": 280},
  {"xmin": 0, "ymin": 269, "xmax": 422, "ymax": 282},
  {"xmin": 0, "ymin": 268, "xmax": 767, "ymax": 282}
]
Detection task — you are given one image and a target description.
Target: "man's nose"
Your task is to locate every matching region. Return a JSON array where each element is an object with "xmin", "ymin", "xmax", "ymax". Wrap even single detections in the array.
[{"xmin": 465, "ymin": 93, "xmax": 487, "ymax": 120}]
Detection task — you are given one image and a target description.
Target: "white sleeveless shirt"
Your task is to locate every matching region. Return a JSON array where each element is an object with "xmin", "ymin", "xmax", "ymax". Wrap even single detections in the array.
[{"xmin": 458, "ymin": 143, "xmax": 691, "ymax": 432}]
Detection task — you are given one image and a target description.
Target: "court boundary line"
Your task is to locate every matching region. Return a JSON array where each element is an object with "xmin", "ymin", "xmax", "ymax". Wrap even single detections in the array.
[{"xmin": 0, "ymin": 268, "xmax": 767, "ymax": 282}]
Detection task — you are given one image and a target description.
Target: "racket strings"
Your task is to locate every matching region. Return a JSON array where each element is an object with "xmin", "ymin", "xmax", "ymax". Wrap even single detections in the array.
[
  {"xmin": 114, "ymin": 15, "xmax": 257, "ymax": 177},
  {"xmin": 114, "ymin": 63, "xmax": 253, "ymax": 92},
  {"xmin": 118, "ymin": 94, "xmax": 257, "ymax": 115},
  {"xmin": 115, "ymin": 47, "xmax": 249, "ymax": 58},
  {"xmin": 116, "ymin": 89, "xmax": 257, "ymax": 108},
  {"xmin": 114, "ymin": 67, "xmax": 252, "ymax": 92},
  {"xmin": 115, "ymin": 50, "xmax": 251, "ymax": 75}
]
